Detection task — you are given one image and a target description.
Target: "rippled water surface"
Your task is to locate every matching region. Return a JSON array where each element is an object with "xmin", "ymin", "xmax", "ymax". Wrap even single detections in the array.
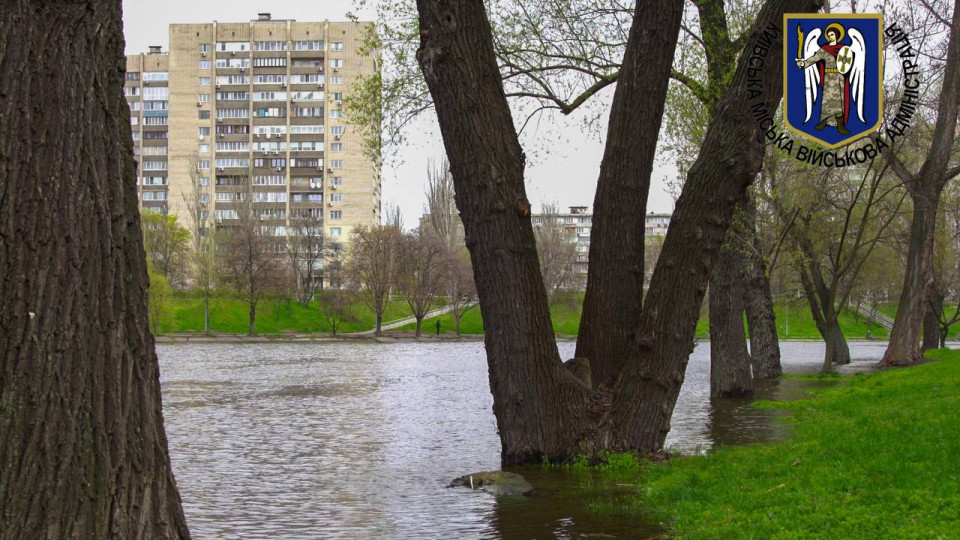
[{"xmin": 159, "ymin": 341, "xmax": 885, "ymax": 539}]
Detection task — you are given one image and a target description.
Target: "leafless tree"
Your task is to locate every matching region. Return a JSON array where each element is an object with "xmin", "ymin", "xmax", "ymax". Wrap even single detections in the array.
[
  {"xmin": 384, "ymin": 201, "xmax": 405, "ymax": 230},
  {"xmin": 534, "ymin": 203, "xmax": 579, "ymax": 307},
  {"xmin": 348, "ymin": 224, "xmax": 404, "ymax": 335},
  {"xmin": 446, "ymin": 249, "xmax": 478, "ymax": 336},
  {"xmin": 319, "ymin": 242, "xmax": 358, "ymax": 335},
  {"xmin": 397, "ymin": 231, "xmax": 450, "ymax": 336},
  {"xmin": 422, "ymin": 156, "xmax": 462, "ymax": 251},
  {"xmin": 285, "ymin": 210, "xmax": 326, "ymax": 308},
  {"xmin": 220, "ymin": 183, "xmax": 281, "ymax": 336},
  {"xmin": 181, "ymin": 159, "xmax": 219, "ymax": 333}
]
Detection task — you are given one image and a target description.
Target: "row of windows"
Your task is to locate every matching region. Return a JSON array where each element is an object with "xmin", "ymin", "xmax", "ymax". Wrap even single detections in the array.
[
  {"xmin": 142, "ymin": 161, "xmax": 167, "ymax": 171},
  {"xmin": 254, "ymin": 57, "xmax": 286, "ymax": 68},
  {"xmin": 200, "ymin": 160, "xmax": 345, "ymax": 170},
  {"xmin": 141, "ymin": 176, "xmax": 167, "ymax": 186},
  {"xmin": 216, "ymin": 58, "xmax": 250, "ymax": 68},
  {"xmin": 143, "ymin": 191, "xmax": 167, "ymax": 200},
  {"xmin": 211, "ymin": 41, "xmax": 337, "ymax": 52},
  {"xmin": 203, "ymin": 75, "xmax": 342, "ymax": 87},
  {"xmin": 142, "ymin": 146, "xmax": 167, "ymax": 155}
]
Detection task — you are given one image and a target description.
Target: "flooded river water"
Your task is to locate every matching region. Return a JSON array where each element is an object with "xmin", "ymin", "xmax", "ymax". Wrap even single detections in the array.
[{"xmin": 159, "ymin": 340, "xmax": 885, "ymax": 539}]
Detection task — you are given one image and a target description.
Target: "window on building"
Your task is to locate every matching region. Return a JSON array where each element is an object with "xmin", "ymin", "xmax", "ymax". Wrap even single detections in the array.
[
  {"xmin": 330, "ymin": 126, "xmax": 345, "ymax": 136},
  {"xmin": 198, "ymin": 93, "xmax": 211, "ymax": 103},
  {"xmin": 217, "ymin": 42, "xmax": 249, "ymax": 52},
  {"xmin": 142, "ymin": 72, "xmax": 169, "ymax": 81},
  {"xmin": 198, "ymin": 127, "xmax": 211, "ymax": 137},
  {"xmin": 198, "ymin": 110, "xmax": 210, "ymax": 119},
  {"xmin": 331, "ymin": 193, "xmax": 343, "ymax": 202},
  {"xmin": 253, "ymin": 57, "xmax": 287, "ymax": 68},
  {"xmin": 198, "ymin": 144, "xmax": 210, "ymax": 153},
  {"xmin": 197, "ymin": 176, "xmax": 210, "ymax": 186},
  {"xmin": 254, "ymin": 41, "xmax": 287, "ymax": 51},
  {"xmin": 331, "ymin": 76, "xmax": 343, "ymax": 85},
  {"xmin": 130, "ymin": 117, "xmax": 139, "ymax": 126},
  {"xmin": 198, "ymin": 60, "xmax": 211, "ymax": 69},
  {"xmin": 216, "ymin": 58, "xmax": 250, "ymax": 68},
  {"xmin": 198, "ymin": 77, "xmax": 211, "ymax": 86},
  {"xmin": 292, "ymin": 41, "xmax": 324, "ymax": 51},
  {"xmin": 196, "ymin": 160, "xmax": 210, "ymax": 170},
  {"xmin": 331, "ymin": 42, "xmax": 344, "ymax": 51},
  {"xmin": 199, "ymin": 43, "xmax": 211, "ymax": 53},
  {"xmin": 330, "ymin": 227, "xmax": 342, "ymax": 237},
  {"xmin": 330, "ymin": 109, "xmax": 342, "ymax": 118},
  {"xmin": 125, "ymin": 72, "xmax": 140, "ymax": 81},
  {"xmin": 330, "ymin": 210, "xmax": 342, "ymax": 220},
  {"xmin": 331, "ymin": 143, "xmax": 343, "ymax": 152},
  {"xmin": 331, "ymin": 160, "xmax": 343, "ymax": 169},
  {"xmin": 331, "ymin": 176, "xmax": 343, "ymax": 186},
  {"xmin": 331, "ymin": 59, "xmax": 344, "ymax": 68},
  {"xmin": 290, "ymin": 125, "xmax": 323, "ymax": 134},
  {"xmin": 124, "ymin": 86, "xmax": 140, "ymax": 97}
]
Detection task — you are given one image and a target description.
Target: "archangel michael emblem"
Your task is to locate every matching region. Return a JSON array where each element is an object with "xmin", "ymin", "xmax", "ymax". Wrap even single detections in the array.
[{"xmin": 783, "ymin": 14, "xmax": 883, "ymax": 149}]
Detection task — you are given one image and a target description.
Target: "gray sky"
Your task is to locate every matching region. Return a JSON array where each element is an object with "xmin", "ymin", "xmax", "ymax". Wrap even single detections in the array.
[{"xmin": 122, "ymin": 0, "xmax": 677, "ymax": 226}]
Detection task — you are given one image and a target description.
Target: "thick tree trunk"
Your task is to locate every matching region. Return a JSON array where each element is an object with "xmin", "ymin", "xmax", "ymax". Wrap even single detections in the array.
[
  {"xmin": 0, "ymin": 1, "xmax": 191, "ymax": 538},
  {"xmin": 574, "ymin": 0, "xmax": 684, "ymax": 389},
  {"xmin": 880, "ymin": 194, "xmax": 938, "ymax": 365},
  {"xmin": 922, "ymin": 286, "xmax": 943, "ymax": 351},
  {"xmin": 416, "ymin": 0, "xmax": 818, "ymax": 464},
  {"xmin": 822, "ymin": 317, "xmax": 851, "ymax": 371},
  {"xmin": 709, "ymin": 247, "xmax": 754, "ymax": 398},
  {"xmin": 742, "ymin": 194, "xmax": 782, "ymax": 379},
  {"xmin": 880, "ymin": 0, "xmax": 960, "ymax": 367}
]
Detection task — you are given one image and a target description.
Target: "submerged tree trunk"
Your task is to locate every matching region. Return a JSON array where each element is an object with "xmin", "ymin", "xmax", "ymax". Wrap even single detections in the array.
[
  {"xmin": 416, "ymin": 0, "xmax": 817, "ymax": 464},
  {"xmin": 743, "ymin": 194, "xmax": 782, "ymax": 379},
  {"xmin": 0, "ymin": 1, "xmax": 191, "ymax": 538},
  {"xmin": 922, "ymin": 286, "xmax": 943, "ymax": 351},
  {"xmin": 709, "ymin": 245, "xmax": 754, "ymax": 398}
]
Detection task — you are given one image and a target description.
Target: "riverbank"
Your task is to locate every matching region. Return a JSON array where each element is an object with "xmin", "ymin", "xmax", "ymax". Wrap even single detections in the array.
[{"xmin": 635, "ymin": 348, "xmax": 960, "ymax": 538}]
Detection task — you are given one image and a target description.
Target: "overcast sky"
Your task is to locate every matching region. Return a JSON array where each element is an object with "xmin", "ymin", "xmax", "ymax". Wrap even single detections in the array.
[{"xmin": 122, "ymin": 0, "xmax": 677, "ymax": 226}]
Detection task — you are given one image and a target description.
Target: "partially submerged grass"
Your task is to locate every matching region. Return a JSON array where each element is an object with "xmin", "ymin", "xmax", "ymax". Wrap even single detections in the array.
[{"xmin": 637, "ymin": 348, "xmax": 960, "ymax": 539}]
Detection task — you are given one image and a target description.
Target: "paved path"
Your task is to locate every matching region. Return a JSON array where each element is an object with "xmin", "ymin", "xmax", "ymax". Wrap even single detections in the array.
[{"xmin": 344, "ymin": 302, "xmax": 476, "ymax": 336}]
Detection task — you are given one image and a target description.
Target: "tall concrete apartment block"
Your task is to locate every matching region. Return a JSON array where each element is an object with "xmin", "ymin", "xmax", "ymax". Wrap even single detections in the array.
[{"xmin": 125, "ymin": 13, "xmax": 380, "ymax": 246}]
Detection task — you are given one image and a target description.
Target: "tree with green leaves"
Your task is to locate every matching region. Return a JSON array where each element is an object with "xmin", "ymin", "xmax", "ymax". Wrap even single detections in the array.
[
  {"xmin": 415, "ymin": 0, "xmax": 819, "ymax": 463},
  {"xmin": 142, "ymin": 208, "xmax": 191, "ymax": 287}
]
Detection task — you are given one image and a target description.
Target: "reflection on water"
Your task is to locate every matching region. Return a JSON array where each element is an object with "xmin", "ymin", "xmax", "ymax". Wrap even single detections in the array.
[{"xmin": 158, "ymin": 340, "xmax": 884, "ymax": 539}]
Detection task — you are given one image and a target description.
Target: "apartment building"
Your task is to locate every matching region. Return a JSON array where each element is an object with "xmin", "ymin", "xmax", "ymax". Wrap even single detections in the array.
[{"xmin": 125, "ymin": 13, "xmax": 380, "ymax": 248}]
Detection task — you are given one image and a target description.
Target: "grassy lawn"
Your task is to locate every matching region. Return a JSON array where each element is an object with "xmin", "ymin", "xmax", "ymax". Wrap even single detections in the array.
[
  {"xmin": 159, "ymin": 294, "xmax": 411, "ymax": 334},
  {"xmin": 402, "ymin": 297, "xmax": 890, "ymax": 340},
  {"xmin": 157, "ymin": 290, "xmax": 897, "ymax": 339},
  {"xmin": 636, "ymin": 348, "xmax": 960, "ymax": 538}
]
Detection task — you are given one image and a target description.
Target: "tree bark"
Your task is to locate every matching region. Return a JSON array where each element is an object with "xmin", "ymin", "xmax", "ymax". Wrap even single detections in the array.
[
  {"xmin": 0, "ymin": 1, "xmax": 191, "ymax": 538},
  {"xmin": 880, "ymin": 0, "xmax": 960, "ymax": 367},
  {"xmin": 416, "ymin": 0, "xmax": 818, "ymax": 464},
  {"xmin": 922, "ymin": 285, "xmax": 943, "ymax": 351},
  {"xmin": 375, "ymin": 312, "xmax": 383, "ymax": 336},
  {"xmin": 574, "ymin": 0, "xmax": 685, "ymax": 389},
  {"xmin": 204, "ymin": 296, "xmax": 211, "ymax": 334},
  {"xmin": 416, "ymin": 317, "xmax": 423, "ymax": 337},
  {"xmin": 709, "ymin": 244, "xmax": 754, "ymax": 398},
  {"xmin": 743, "ymin": 195, "xmax": 782, "ymax": 379},
  {"xmin": 822, "ymin": 317, "xmax": 851, "ymax": 371},
  {"xmin": 249, "ymin": 301, "xmax": 257, "ymax": 336}
]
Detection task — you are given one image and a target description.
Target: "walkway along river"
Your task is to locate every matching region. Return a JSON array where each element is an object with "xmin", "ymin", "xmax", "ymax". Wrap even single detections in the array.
[{"xmin": 158, "ymin": 341, "xmax": 886, "ymax": 539}]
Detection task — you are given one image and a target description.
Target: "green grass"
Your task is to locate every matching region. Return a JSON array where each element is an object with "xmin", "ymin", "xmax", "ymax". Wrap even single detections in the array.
[
  {"xmin": 404, "ymin": 296, "xmax": 889, "ymax": 340},
  {"xmin": 158, "ymin": 290, "xmax": 898, "ymax": 339},
  {"xmin": 159, "ymin": 293, "xmax": 411, "ymax": 334},
  {"xmin": 636, "ymin": 348, "xmax": 960, "ymax": 538}
]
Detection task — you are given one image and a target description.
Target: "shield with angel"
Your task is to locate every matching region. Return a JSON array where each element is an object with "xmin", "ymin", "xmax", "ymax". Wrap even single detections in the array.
[{"xmin": 783, "ymin": 14, "xmax": 883, "ymax": 149}]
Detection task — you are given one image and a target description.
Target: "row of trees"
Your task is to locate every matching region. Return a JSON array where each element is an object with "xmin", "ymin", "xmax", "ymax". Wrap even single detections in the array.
[{"xmin": 141, "ymin": 160, "xmax": 482, "ymax": 338}]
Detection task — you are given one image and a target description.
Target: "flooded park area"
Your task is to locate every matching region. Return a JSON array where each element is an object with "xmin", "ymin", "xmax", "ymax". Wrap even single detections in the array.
[{"xmin": 159, "ymin": 341, "xmax": 886, "ymax": 539}]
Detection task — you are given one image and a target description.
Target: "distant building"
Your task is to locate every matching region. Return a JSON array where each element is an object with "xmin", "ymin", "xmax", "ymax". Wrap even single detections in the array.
[
  {"xmin": 125, "ymin": 13, "xmax": 380, "ymax": 247},
  {"xmin": 645, "ymin": 212, "xmax": 671, "ymax": 236}
]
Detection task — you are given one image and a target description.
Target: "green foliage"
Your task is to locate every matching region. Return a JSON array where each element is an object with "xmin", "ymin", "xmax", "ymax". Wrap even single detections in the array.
[
  {"xmin": 147, "ymin": 263, "xmax": 174, "ymax": 336},
  {"xmin": 639, "ymin": 349, "xmax": 960, "ymax": 538}
]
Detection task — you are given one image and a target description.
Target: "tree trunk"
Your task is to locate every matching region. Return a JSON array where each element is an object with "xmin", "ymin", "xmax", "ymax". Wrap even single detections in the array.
[
  {"xmin": 821, "ymin": 316, "xmax": 851, "ymax": 371},
  {"xmin": 0, "ymin": 1, "xmax": 191, "ymax": 538},
  {"xmin": 249, "ymin": 301, "xmax": 257, "ymax": 336},
  {"xmin": 204, "ymin": 296, "xmax": 211, "ymax": 334},
  {"xmin": 375, "ymin": 312, "xmax": 383, "ymax": 336},
  {"xmin": 880, "ymin": 194, "xmax": 938, "ymax": 365},
  {"xmin": 416, "ymin": 316, "xmax": 423, "ymax": 337},
  {"xmin": 416, "ymin": 0, "xmax": 818, "ymax": 464},
  {"xmin": 709, "ymin": 247, "xmax": 754, "ymax": 398},
  {"xmin": 922, "ymin": 286, "xmax": 943, "ymax": 351},
  {"xmin": 574, "ymin": 0, "xmax": 684, "ymax": 389},
  {"xmin": 742, "ymin": 193, "xmax": 782, "ymax": 379},
  {"xmin": 880, "ymin": 0, "xmax": 960, "ymax": 367},
  {"xmin": 455, "ymin": 311, "xmax": 463, "ymax": 336}
]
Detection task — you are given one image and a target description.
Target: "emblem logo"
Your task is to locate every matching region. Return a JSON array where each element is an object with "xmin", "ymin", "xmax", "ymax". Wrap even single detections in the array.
[{"xmin": 784, "ymin": 14, "xmax": 883, "ymax": 149}]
